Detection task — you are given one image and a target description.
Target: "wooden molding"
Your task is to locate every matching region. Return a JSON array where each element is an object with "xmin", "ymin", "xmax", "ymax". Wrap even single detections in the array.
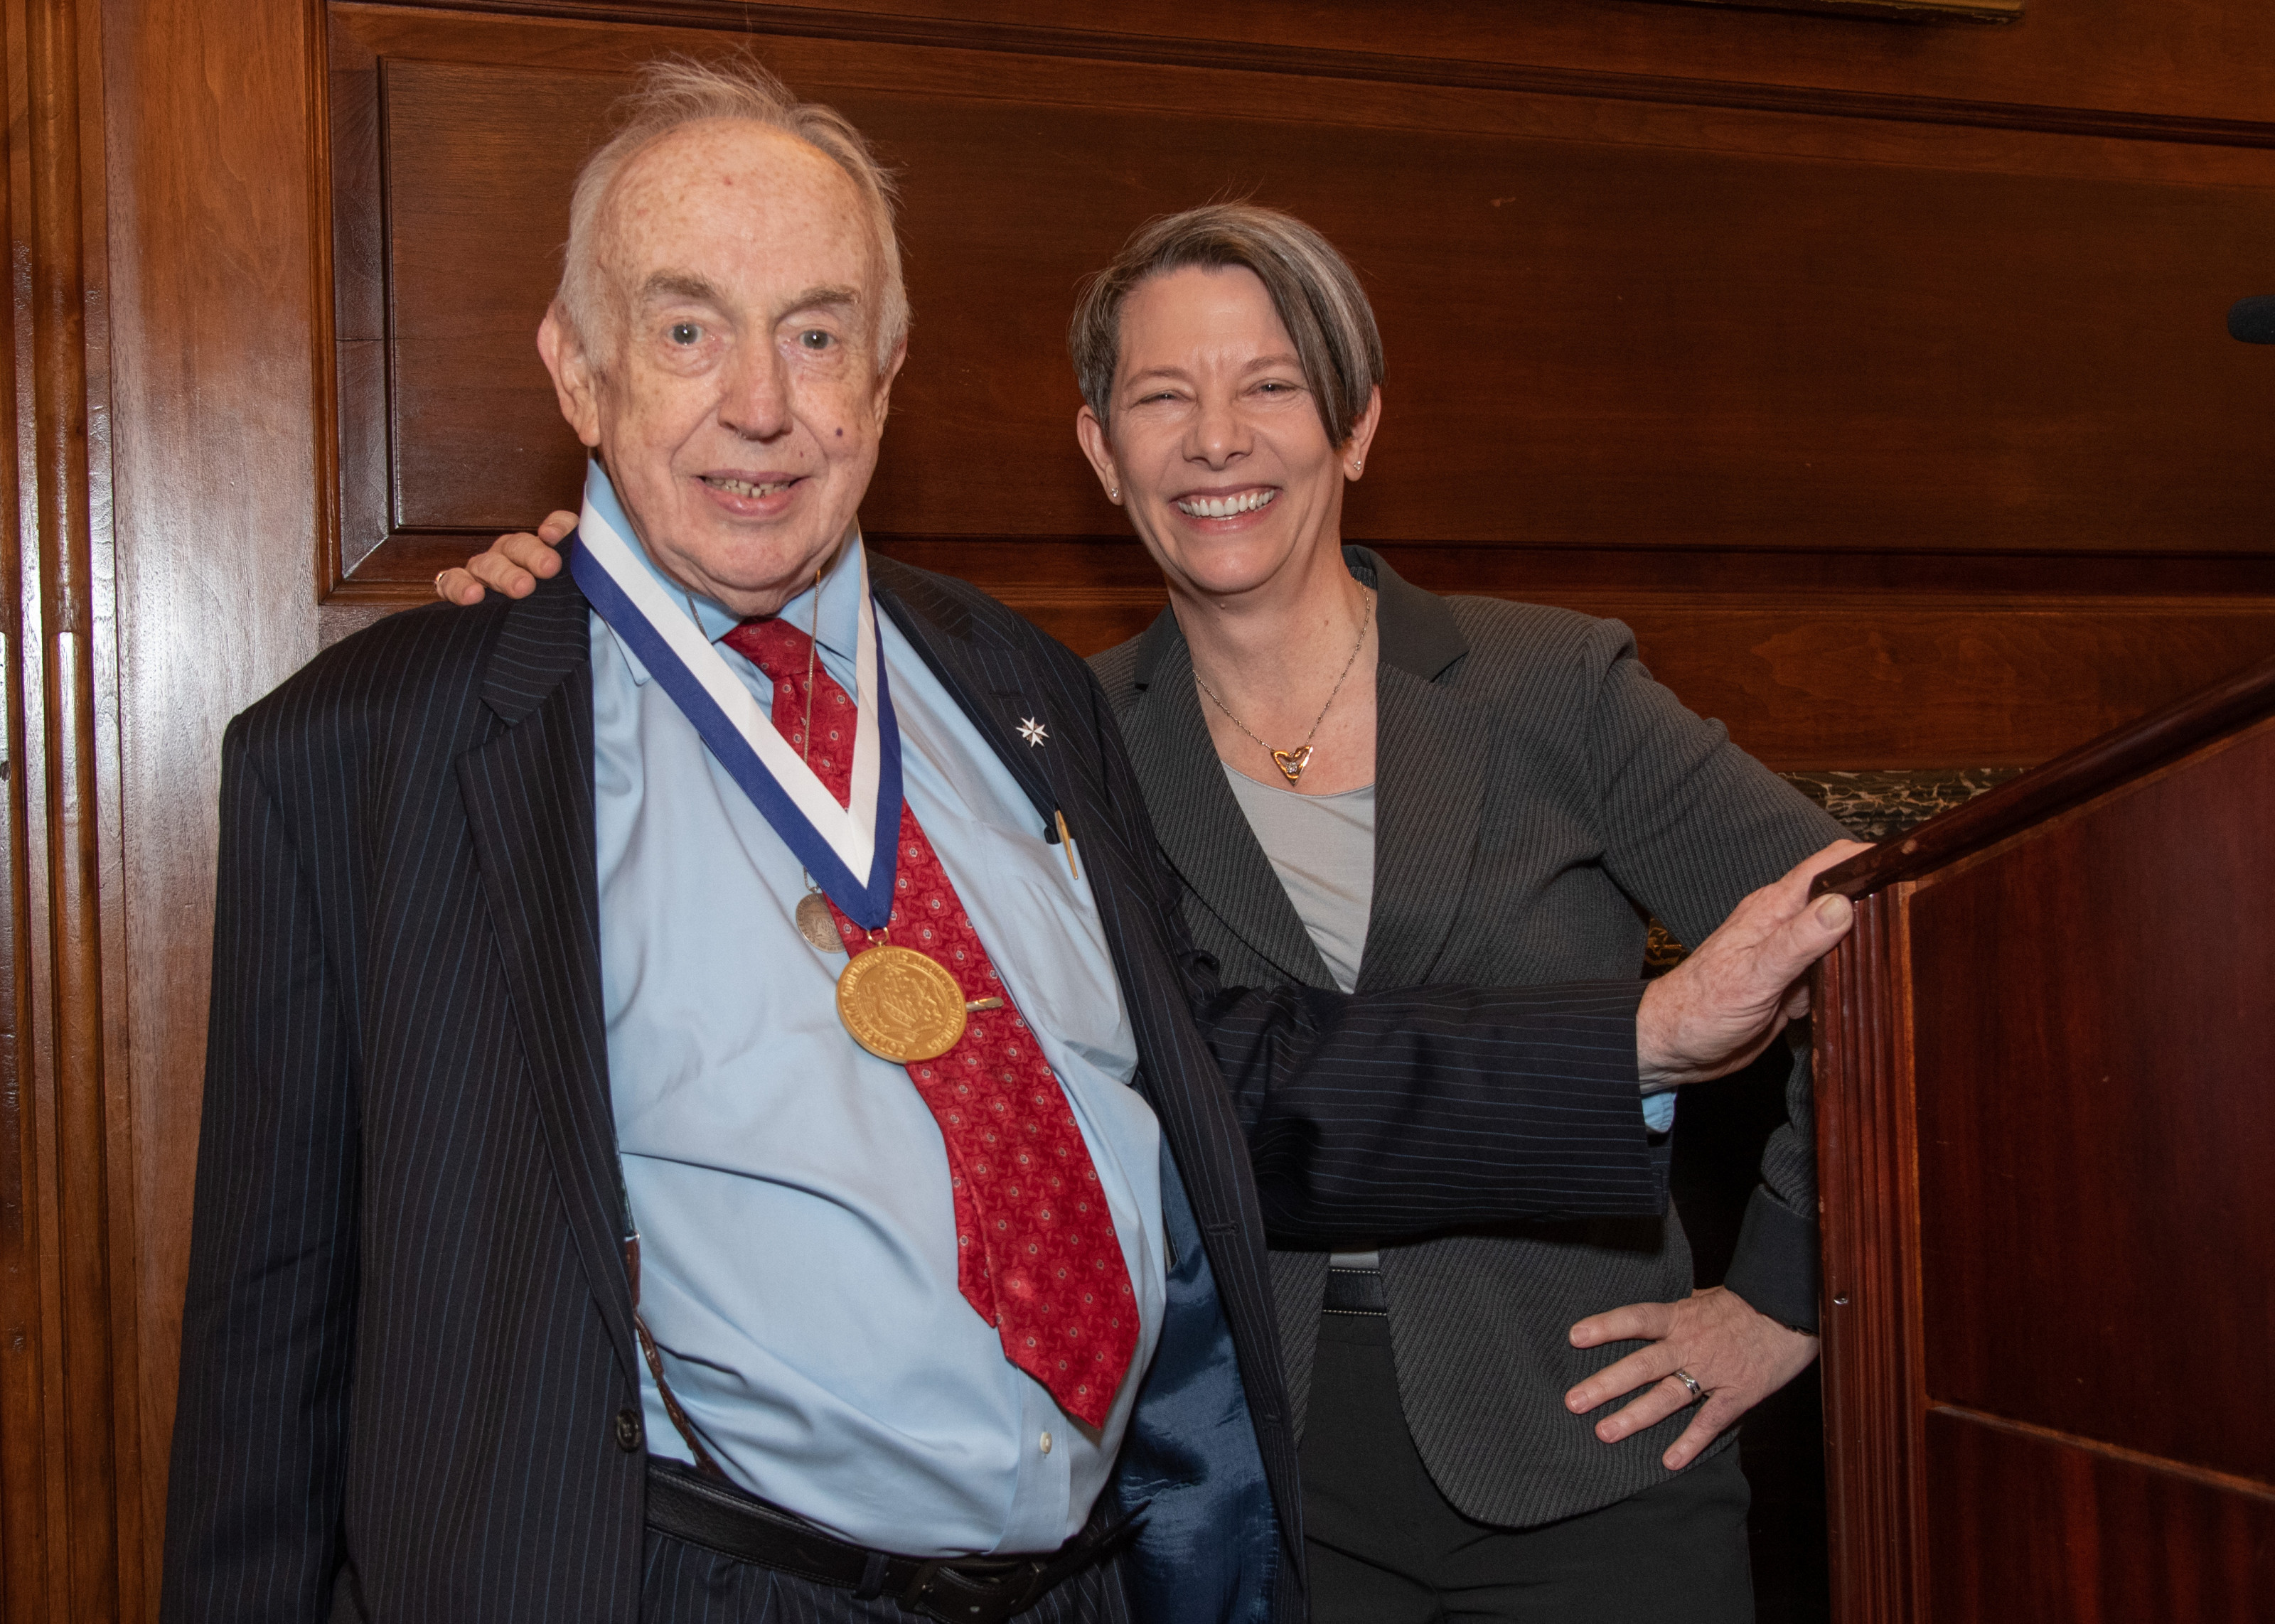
[
  {"xmin": 310, "ymin": 0, "xmax": 345, "ymax": 612},
  {"xmin": 350, "ymin": 0, "xmax": 2275, "ymax": 152},
  {"xmin": 0, "ymin": 6, "xmax": 39, "ymax": 1615},
  {"xmin": 103, "ymin": 1, "xmax": 331, "ymax": 1615},
  {"xmin": 328, "ymin": 533, "xmax": 2275, "ymax": 770},
  {"xmin": 1812, "ymin": 884, "xmax": 1926, "ymax": 1621},
  {"xmin": 1642, "ymin": 0, "xmax": 2020, "ymax": 24},
  {"xmin": 1, "ymin": 0, "xmax": 139, "ymax": 1617},
  {"xmin": 338, "ymin": 532, "xmax": 2275, "ymax": 598},
  {"xmin": 1926, "ymin": 1404, "xmax": 2275, "ymax": 1505}
]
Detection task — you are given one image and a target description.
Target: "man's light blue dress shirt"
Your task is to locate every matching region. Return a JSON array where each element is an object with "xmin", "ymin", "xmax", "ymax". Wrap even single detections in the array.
[{"xmin": 592, "ymin": 529, "xmax": 1167, "ymax": 1557}]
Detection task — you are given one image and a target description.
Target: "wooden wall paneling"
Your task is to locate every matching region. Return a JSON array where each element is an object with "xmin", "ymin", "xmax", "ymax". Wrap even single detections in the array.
[
  {"xmin": 1811, "ymin": 883, "xmax": 1924, "ymax": 1623},
  {"xmin": 1905, "ymin": 714, "xmax": 2275, "ymax": 1478},
  {"xmin": 100, "ymin": 0, "xmax": 328, "ymax": 1617},
  {"xmin": 333, "ymin": 6, "xmax": 2275, "ymax": 564},
  {"xmin": 0, "ymin": 6, "xmax": 43, "ymax": 1618},
  {"xmin": 880, "ymin": 536, "xmax": 2275, "ymax": 768},
  {"xmin": 321, "ymin": 4, "xmax": 2275, "ymax": 769},
  {"xmin": 459, "ymin": 0, "xmax": 2275, "ymax": 133},
  {"xmin": 1812, "ymin": 649, "xmax": 2275, "ymax": 897},
  {"xmin": 0, "ymin": 0, "xmax": 137, "ymax": 1616},
  {"xmin": 1922, "ymin": 1408, "xmax": 2275, "ymax": 1618},
  {"xmin": 341, "ymin": 2, "xmax": 2275, "ymax": 195},
  {"xmin": 378, "ymin": 55, "xmax": 609, "ymax": 541},
  {"xmin": 1592, "ymin": 598, "xmax": 2275, "ymax": 771}
]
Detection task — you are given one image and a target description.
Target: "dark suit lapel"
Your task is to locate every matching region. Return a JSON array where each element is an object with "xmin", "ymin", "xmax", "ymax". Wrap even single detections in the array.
[
  {"xmin": 455, "ymin": 573, "xmax": 638, "ymax": 1380},
  {"xmin": 1354, "ymin": 550, "xmax": 1487, "ymax": 994},
  {"xmin": 872, "ymin": 568, "xmax": 1066, "ymax": 821},
  {"xmin": 873, "ymin": 561, "xmax": 1167, "ymax": 898},
  {"xmin": 1123, "ymin": 618, "xmax": 1335, "ymax": 991}
]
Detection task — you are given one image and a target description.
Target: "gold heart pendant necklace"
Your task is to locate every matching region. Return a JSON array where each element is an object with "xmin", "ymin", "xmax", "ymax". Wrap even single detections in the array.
[{"xmin": 1194, "ymin": 590, "xmax": 1374, "ymax": 787}]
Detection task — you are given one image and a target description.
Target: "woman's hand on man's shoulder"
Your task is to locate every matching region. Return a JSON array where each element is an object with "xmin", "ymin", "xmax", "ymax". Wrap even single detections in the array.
[{"xmin": 434, "ymin": 510, "xmax": 577, "ymax": 605}]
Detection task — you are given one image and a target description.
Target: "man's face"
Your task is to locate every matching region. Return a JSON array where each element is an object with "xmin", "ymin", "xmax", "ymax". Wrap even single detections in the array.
[{"xmin": 540, "ymin": 119, "xmax": 904, "ymax": 617}]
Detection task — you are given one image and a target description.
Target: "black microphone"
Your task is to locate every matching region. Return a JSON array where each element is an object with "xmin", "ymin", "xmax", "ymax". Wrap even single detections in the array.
[{"xmin": 2229, "ymin": 295, "xmax": 2275, "ymax": 343}]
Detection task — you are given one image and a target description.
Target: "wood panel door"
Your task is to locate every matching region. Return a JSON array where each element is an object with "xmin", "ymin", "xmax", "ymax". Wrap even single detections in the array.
[{"xmin": 1814, "ymin": 657, "xmax": 2275, "ymax": 1620}]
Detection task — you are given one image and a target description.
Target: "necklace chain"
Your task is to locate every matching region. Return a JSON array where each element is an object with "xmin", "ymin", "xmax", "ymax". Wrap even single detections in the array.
[{"xmin": 1193, "ymin": 588, "xmax": 1375, "ymax": 783}]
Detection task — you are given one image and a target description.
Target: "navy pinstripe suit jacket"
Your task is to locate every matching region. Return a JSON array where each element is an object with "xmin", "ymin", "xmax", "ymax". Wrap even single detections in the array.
[{"xmin": 163, "ymin": 556, "xmax": 1666, "ymax": 1624}]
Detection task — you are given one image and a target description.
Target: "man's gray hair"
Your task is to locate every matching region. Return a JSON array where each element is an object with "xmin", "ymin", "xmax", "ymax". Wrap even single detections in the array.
[
  {"xmin": 1068, "ymin": 203, "xmax": 1383, "ymax": 446},
  {"xmin": 557, "ymin": 56, "xmax": 910, "ymax": 369}
]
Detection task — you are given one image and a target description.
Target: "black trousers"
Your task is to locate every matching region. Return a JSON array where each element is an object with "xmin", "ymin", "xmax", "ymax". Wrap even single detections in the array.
[
  {"xmin": 641, "ymin": 1526, "xmax": 1134, "ymax": 1623},
  {"xmin": 1301, "ymin": 1312, "xmax": 1756, "ymax": 1624}
]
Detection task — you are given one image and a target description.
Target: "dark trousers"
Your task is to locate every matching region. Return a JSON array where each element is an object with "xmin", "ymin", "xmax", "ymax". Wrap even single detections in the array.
[
  {"xmin": 1302, "ymin": 1312, "xmax": 1756, "ymax": 1624},
  {"xmin": 641, "ymin": 1526, "xmax": 1134, "ymax": 1623}
]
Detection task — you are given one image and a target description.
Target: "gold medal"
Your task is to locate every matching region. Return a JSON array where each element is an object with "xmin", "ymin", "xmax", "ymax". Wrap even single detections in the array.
[
  {"xmin": 835, "ymin": 944, "xmax": 968, "ymax": 1063},
  {"xmin": 796, "ymin": 892, "xmax": 845, "ymax": 954}
]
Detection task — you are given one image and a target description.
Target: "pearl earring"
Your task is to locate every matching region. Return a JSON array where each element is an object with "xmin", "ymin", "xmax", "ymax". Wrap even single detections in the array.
[{"xmin": 1109, "ymin": 488, "xmax": 1118, "ymax": 500}]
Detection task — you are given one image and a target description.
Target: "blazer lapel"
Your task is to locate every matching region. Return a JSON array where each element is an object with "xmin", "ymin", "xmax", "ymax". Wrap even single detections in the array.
[
  {"xmin": 1351, "ymin": 549, "xmax": 1488, "ymax": 994},
  {"xmin": 455, "ymin": 574, "xmax": 638, "ymax": 1380},
  {"xmin": 871, "ymin": 562, "xmax": 1066, "ymax": 830},
  {"xmin": 1123, "ymin": 617, "xmax": 1334, "ymax": 991}
]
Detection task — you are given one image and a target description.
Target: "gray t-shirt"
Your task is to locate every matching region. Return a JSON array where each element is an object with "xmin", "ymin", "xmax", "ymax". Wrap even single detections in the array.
[
  {"xmin": 1222, "ymin": 761, "xmax": 1664, "ymax": 1278},
  {"xmin": 1220, "ymin": 765, "xmax": 1376, "ymax": 995},
  {"xmin": 1231, "ymin": 760, "xmax": 1675, "ymax": 1142},
  {"xmin": 1224, "ymin": 765, "xmax": 1384, "ymax": 1271}
]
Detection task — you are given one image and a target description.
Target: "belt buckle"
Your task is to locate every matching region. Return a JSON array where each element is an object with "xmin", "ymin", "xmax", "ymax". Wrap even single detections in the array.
[{"xmin": 904, "ymin": 1555, "xmax": 1050, "ymax": 1624}]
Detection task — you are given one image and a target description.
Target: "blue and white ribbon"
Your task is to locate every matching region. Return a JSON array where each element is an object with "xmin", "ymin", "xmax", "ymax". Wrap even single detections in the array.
[{"xmin": 568, "ymin": 466, "xmax": 903, "ymax": 929}]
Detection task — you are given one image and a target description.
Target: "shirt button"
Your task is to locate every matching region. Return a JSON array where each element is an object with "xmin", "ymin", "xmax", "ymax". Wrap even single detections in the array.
[
  {"xmin": 614, "ymin": 1408, "xmax": 643, "ymax": 1453},
  {"xmin": 1039, "ymin": 1431, "xmax": 1053, "ymax": 1456}
]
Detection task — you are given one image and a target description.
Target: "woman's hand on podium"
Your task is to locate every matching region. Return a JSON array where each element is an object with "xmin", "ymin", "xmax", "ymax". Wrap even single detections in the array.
[
  {"xmin": 1578, "ymin": 838, "xmax": 1867, "ymax": 1469},
  {"xmin": 1634, "ymin": 839, "xmax": 1870, "ymax": 1087}
]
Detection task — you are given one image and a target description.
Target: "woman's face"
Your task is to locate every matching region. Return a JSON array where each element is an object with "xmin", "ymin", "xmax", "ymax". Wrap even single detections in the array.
[{"xmin": 1076, "ymin": 264, "xmax": 1378, "ymax": 604}]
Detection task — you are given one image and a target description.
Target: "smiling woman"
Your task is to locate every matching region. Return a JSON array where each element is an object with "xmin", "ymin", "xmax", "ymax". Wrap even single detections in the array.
[
  {"xmin": 1069, "ymin": 213, "xmax": 1384, "ymax": 796},
  {"xmin": 1064, "ymin": 203, "xmax": 1847, "ymax": 1623}
]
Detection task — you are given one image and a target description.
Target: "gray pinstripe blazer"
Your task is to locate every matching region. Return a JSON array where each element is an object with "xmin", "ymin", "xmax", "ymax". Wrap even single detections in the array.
[
  {"xmin": 1091, "ymin": 549, "xmax": 1847, "ymax": 1531},
  {"xmin": 163, "ymin": 556, "xmax": 1684, "ymax": 1623}
]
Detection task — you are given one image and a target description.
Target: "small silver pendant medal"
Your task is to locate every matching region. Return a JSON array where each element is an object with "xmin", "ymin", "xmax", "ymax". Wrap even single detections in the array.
[{"xmin": 796, "ymin": 891, "xmax": 845, "ymax": 954}]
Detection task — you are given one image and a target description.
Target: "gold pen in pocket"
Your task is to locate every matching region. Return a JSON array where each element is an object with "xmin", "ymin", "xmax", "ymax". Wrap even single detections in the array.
[{"xmin": 1052, "ymin": 810, "xmax": 1078, "ymax": 882}]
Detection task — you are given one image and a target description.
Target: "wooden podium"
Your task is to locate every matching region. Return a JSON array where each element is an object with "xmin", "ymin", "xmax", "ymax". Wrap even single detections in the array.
[{"xmin": 1810, "ymin": 655, "xmax": 2275, "ymax": 1620}]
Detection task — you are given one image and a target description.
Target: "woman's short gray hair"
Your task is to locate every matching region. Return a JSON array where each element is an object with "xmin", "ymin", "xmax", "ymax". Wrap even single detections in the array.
[
  {"xmin": 557, "ymin": 56, "xmax": 909, "ymax": 370},
  {"xmin": 1069, "ymin": 204, "xmax": 1383, "ymax": 446}
]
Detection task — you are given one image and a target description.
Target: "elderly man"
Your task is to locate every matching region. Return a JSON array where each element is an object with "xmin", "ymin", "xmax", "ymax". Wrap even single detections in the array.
[{"xmin": 161, "ymin": 61, "xmax": 1852, "ymax": 1624}]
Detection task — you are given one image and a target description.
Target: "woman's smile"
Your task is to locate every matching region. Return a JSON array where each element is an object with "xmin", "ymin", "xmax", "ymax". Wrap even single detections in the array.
[{"xmin": 1172, "ymin": 486, "xmax": 1279, "ymax": 521}]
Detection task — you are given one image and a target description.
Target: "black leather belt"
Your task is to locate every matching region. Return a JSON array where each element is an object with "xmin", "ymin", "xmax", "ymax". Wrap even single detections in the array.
[
  {"xmin": 644, "ymin": 1460, "xmax": 1136, "ymax": 1624},
  {"xmin": 1322, "ymin": 1266, "xmax": 1388, "ymax": 1315}
]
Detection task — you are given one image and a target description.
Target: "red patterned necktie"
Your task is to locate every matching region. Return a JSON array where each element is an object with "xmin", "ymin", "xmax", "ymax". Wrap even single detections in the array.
[{"xmin": 723, "ymin": 615, "xmax": 1138, "ymax": 1429}]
